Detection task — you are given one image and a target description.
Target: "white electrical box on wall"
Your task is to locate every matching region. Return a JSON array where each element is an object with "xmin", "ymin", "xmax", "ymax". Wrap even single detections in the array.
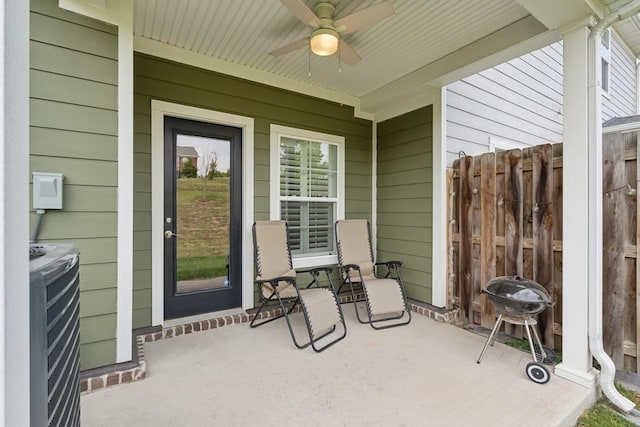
[{"xmin": 33, "ymin": 172, "xmax": 64, "ymax": 210}]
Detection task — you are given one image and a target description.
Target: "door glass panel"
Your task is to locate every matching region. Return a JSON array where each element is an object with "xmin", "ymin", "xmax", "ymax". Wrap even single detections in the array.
[{"xmin": 175, "ymin": 134, "xmax": 231, "ymax": 294}]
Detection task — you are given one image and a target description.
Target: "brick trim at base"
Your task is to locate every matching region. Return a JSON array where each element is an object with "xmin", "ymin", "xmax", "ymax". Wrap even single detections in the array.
[
  {"xmin": 80, "ymin": 335, "xmax": 146, "ymax": 394},
  {"xmin": 80, "ymin": 296, "xmax": 458, "ymax": 394}
]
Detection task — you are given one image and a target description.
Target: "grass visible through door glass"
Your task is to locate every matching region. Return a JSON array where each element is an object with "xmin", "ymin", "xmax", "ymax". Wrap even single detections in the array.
[{"xmin": 176, "ymin": 177, "xmax": 230, "ymax": 281}]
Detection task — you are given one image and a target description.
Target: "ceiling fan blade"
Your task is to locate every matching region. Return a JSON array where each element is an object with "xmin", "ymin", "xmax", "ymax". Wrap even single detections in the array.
[
  {"xmin": 279, "ymin": 0, "xmax": 321, "ymax": 28},
  {"xmin": 334, "ymin": 0, "xmax": 394, "ymax": 35},
  {"xmin": 269, "ymin": 37, "xmax": 309, "ymax": 57},
  {"xmin": 338, "ymin": 39, "xmax": 361, "ymax": 65}
]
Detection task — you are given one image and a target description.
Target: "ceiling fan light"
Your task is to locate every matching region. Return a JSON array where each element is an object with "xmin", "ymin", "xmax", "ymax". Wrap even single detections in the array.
[{"xmin": 310, "ymin": 28, "xmax": 338, "ymax": 56}]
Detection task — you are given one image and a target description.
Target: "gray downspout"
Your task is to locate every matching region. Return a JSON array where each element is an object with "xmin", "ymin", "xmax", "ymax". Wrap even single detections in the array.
[
  {"xmin": 30, "ymin": 209, "xmax": 45, "ymax": 243},
  {"xmin": 587, "ymin": 0, "xmax": 640, "ymax": 414}
]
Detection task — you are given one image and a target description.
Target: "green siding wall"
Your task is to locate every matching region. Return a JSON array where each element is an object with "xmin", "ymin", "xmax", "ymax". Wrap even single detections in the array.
[
  {"xmin": 376, "ymin": 106, "xmax": 433, "ymax": 303},
  {"xmin": 30, "ymin": 0, "xmax": 119, "ymax": 369},
  {"xmin": 133, "ymin": 53, "xmax": 372, "ymax": 328}
]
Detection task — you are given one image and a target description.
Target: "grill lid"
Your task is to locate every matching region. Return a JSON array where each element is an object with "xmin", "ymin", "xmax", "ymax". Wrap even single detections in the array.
[
  {"xmin": 483, "ymin": 276, "xmax": 553, "ymax": 316},
  {"xmin": 485, "ymin": 276, "xmax": 550, "ymax": 303}
]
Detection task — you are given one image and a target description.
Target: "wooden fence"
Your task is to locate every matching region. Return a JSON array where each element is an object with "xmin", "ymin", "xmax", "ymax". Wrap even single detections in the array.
[{"xmin": 448, "ymin": 135, "xmax": 640, "ymax": 372}]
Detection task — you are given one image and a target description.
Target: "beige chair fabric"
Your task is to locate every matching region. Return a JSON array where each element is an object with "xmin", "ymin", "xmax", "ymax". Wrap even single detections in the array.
[
  {"xmin": 336, "ymin": 219, "xmax": 407, "ymax": 318},
  {"xmin": 363, "ymin": 279, "xmax": 406, "ymax": 316},
  {"xmin": 334, "ymin": 219, "xmax": 376, "ymax": 281},
  {"xmin": 254, "ymin": 220, "xmax": 297, "ymax": 298},
  {"xmin": 253, "ymin": 220, "xmax": 345, "ymax": 346},
  {"xmin": 299, "ymin": 288, "xmax": 341, "ymax": 338}
]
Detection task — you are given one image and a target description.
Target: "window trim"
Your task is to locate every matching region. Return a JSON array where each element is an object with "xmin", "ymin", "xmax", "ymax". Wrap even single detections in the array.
[
  {"xmin": 601, "ymin": 29, "xmax": 611, "ymax": 97},
  {"xmin": 270, "ymin": 124, "xmax": 345, "ymax": 269}
]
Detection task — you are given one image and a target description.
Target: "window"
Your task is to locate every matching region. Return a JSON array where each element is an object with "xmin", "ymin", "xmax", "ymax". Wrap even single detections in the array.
[
  {"xmin": 488, "ymin": 136, "xmax": 526, "ymax": 153},
  {"xmin": 270, "ymin": 125, "xmax": 344, "ymax": 268},
  {"xmin": 601, "ymin": 29, "xmax": 611, "ymax": 94}
]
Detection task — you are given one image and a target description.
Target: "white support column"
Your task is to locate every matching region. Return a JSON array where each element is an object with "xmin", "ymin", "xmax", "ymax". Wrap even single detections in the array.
[
  {"xmin": 431, "ymin": 87, "xmax": 447, "ymax": 308},
  {"xmin": 554, "ymin": 22, "xmax": 598, "ymax": 387},
  {"xmin": 371, "ymin": 121, "xmax": 377, "ymax": 252},
  {"xmin": 1, "ymin": 0, "xmax": 30, "ymax": 425},
  {"xmin": 116, "ymin": 0, "xmax": 134, "ymax": 362}
]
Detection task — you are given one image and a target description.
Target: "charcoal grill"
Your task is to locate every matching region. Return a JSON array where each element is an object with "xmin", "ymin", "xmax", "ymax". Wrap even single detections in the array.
[{"xmin": 476, "ymin": 275, "xmax": 555, "ymax": 384}]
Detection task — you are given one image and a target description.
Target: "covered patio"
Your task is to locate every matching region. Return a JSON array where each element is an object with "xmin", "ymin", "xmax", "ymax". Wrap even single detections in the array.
[
  {"xmin": 5, "ymin": 0, "xmax": 640, "ymax": 425},
  {"xmin": 81, "ymin": 306, "xmax": 595, "ymax": 426}
]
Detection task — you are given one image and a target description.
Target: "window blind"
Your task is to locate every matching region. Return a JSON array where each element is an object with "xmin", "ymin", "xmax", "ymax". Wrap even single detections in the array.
[{"xmin": 280, "ymin": 138, "xmax": 336, "ymax": 255}]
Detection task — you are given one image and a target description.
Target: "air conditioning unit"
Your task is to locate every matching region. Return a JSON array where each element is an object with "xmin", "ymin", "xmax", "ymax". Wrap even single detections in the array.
[{"xmin": 30, "ymin": 243, "xmax": 80, "ymax": 427}]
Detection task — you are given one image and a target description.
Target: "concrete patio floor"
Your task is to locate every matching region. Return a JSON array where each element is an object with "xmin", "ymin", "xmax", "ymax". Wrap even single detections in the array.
[{"xmin": 81, "ymin": 304, "xmax": 596, "ymax": 426}]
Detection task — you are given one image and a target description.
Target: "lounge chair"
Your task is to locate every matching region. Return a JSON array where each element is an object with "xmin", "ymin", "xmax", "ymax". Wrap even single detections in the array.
[
  {"xmin": 250, "ymin": 220, "xmax": 346, "ymax": 352},
  {"xmin": 335, "ymin": 219, "xmax": 411, "ymax": 329}
]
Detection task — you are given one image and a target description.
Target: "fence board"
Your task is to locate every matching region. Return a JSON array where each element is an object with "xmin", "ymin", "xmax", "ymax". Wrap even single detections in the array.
[
  {"xmin": 458, "ymin": 155, "xmax": 474, "ymax": 324},
  {"xmin": 637, "ymin": 132, "xmax": 640, "ymax": 374},
  {"xmin": 472, "ymin": 156, "xmax": 482, "ymax": 325},
  {"xmin": 603, "ymin": 132, "xmax": 628, "ymax": 367},
  {"xmin": 496, "ymin": 151, "xmax": 506, "ymax": 239},
  {"xmin": 522, "ymin": 148, "xmax": 534, "ymax": 281},
  {"xmin": 626, "ymin": 257, "xmax": 636, "ymax": 372},
  {"xmin": 552, "ymin": 153, "xmax": 563, "ymax": 343},
  {"xmin": 504, "ymin": 149, "xmax": 523, "ymax": 276},
  {"xmin": 447, "ymin": 170, "xmax": 455, "ymax": 310},
  {"xmin": 480, "ymin": 153, "xmax": 497, "ymax": 328},
  {"xmin": 496, "ymin": 152, "xmax": 506, "ymax": 281},
  {"xmin": 503, "ymin": 149, "xmax": 523, "ymax": 338},
  {"xmin": 532, "ymin": 144, "xmax": 554, "ymax": 345},
  {"xmin": 623, "ymin": 133, "xmax": 638, "ymax": 372}
]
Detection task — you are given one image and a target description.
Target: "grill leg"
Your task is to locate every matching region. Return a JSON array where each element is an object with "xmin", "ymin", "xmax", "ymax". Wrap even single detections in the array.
[
  {"xmin": 477, "ymin": 314, "xmax": 503, "ymax": 364},
  {"xmin": 489, "ymin": 316, "xmax": 504, "ymax": 347},
  {"xmin": 530, "ymin": 322, "xmax": 547, "ymax": 361},
  {"xmin": 524, "ymin": 319, "xmax": 538, "ymax": 362}
]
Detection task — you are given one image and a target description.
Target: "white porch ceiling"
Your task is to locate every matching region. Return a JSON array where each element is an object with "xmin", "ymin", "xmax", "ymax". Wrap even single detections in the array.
[
  {"xmin": 134, "ymin": 1, "xmax": 536, "ymax": 100},
  {"xmin": 132, "ymin": 0, "xmax": 640, "ymax": 118}
]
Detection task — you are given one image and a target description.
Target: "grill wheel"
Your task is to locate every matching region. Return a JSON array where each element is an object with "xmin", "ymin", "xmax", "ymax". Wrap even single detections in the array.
[{"xmin": 526, "ymin": 362, "xmax": 550, "ymax": 384}]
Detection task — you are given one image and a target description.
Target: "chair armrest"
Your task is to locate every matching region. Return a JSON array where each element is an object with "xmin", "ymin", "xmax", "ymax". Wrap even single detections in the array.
[
  {"xmin": 375, "ymin": 261, "xmax": 403, "ymax": 268},
  {"xmin": 297, "ymin": 266, "xmax": 335, "ymax": 290},
  {"xmin": 341, "ymin": 264, "xmax": 361, "ymax": 272},
  {"xmin": 254, "ymin": 276, "xmax": 296, "ymax": 286},
  {"xmin": 298, "ymin": 266, "xmax": 333, "ymax": 275}
]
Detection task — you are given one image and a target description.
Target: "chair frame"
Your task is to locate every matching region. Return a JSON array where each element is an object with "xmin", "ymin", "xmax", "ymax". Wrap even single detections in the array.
[
  {"xmin": 335, "ymin": 220, "xmax": 411, "ymax": 329},
  {"xmin": 250, "ymin": 221, "xmax": 346, "ymax": 352}
]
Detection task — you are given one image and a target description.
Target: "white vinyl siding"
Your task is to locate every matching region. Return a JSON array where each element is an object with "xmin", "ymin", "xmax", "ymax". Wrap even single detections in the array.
[
  {"xmin": 446, "ymin": 32, "xmax": 637, "ymax": 166},
  {"xmin": 446, "ymin": 43, "xmax": 563, "ymax": 165},
  {"xmin": 270, "ymin": 125, "xmax": 345, "ymax": 268}
]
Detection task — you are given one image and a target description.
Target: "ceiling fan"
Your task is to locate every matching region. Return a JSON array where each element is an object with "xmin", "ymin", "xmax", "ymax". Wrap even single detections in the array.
[{"xmin": 270, "ymin": 0, "xmax": 395, "ymax": 65}]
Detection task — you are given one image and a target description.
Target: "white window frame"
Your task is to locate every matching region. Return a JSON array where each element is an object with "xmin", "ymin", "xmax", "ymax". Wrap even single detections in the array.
[
  {"xmin": 488, "ymin": 136, "xmax": 525, "ymax": 152},
  {"xmin": 270, "ymin": 124, "xmax": 345, "ymax": 269},
  {"xmin": 601, "ymin": 29, "xmax": 611, "ymax": 97}
]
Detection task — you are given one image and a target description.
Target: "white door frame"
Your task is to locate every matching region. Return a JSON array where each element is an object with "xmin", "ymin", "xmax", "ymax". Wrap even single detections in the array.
[{"xmin": 151, "ymin": 100, "xmax": 254, "ymax": 326}]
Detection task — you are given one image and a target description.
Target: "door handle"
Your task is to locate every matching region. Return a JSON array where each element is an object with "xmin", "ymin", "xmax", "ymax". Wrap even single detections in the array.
[{"xmin": 164, "ymin": 230, "xmax": 178, "ymax": 239}]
